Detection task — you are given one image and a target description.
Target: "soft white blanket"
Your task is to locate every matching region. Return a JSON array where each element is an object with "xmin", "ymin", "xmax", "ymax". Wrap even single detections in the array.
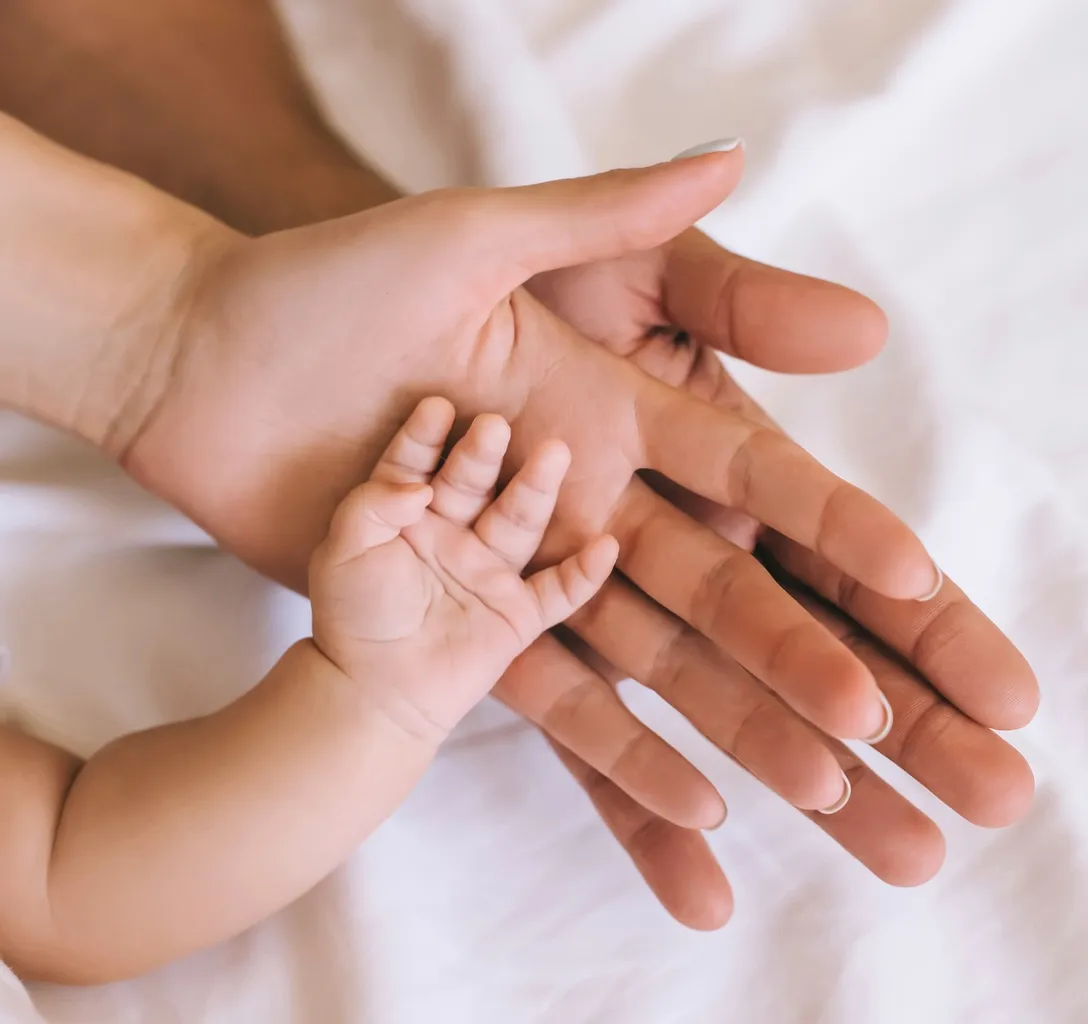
[{"xmin": 3, "ymin": 0, "xmax": 1087, "ymax": 1020}]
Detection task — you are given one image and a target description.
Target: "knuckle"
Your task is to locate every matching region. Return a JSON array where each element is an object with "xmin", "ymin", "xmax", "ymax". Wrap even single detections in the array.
[
  {"xmin": 764, "ymin": 622, "xmax": 810, "ymax": 678},
  {"xmin": 609, "ymin": 729, "xmax": 654, "ymax": 777},
  {"xmin": 442, "ymin": 459, "xmax": 493, "ymax": 495},
  {"xmin": 813, "ymin": 483, "xmax": 852, "ymax": 561},
  {"xmin": 729, "ymin": 427, "xmax": 796, "ymax": 506},
  {"xmin": 728, "ymin": 698, "xmax": 778, "ymax": 757},
  {"xmin": 644, "ymin": 620, "xmax": 689, "ymax": 701},
  {"xmin": 558, "ymin": 559, "xmax": 587, "ymax": 606},
  {"xmin": 909, "ymin": 600, "xmax": 968, "ymax": 672},
  {"xmin": 725, "ymin": 429, "xmax": 762, "ymax": 507},
  {"xmin": 625, "ymin": 817, "xmax": 672, "ymax": 860},
  {"xmin": 499, "ymin": 493, "xmax": 543, "ymax": 532},
  {"xmin": 709, "ymin": 259, "xmax": 744, "ymax": 358},
  {"xmin": 691, "ymin": 549, "xmax": 749, "ymax": 637},
  {"xmin": 541, "ymin": 675, "xmax": 606, "ymax": 740},
  {"xmin": 893, "ymin": 699, "xmax": 957, "ymax": 765}
]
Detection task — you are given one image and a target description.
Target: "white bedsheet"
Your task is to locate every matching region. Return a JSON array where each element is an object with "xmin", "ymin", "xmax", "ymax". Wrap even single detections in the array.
[{"xmin": 3, "ymin": 0, "xmax": 1087, "ymax": 1020}]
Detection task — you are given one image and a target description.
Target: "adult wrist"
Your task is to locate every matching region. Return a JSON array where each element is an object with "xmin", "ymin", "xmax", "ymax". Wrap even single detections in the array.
[{"xmin": 0, "ymin": 114, "xmax": 237, "ymax": 455}]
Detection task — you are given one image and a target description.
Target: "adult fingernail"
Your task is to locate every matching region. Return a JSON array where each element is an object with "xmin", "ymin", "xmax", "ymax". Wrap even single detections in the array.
[
  {"xmin": 862, "ymin": 689, "xmax": 894, "ymax": 745},
  {"xmin": 672, "ymin": 137, "xmax": 745, "ymax": 161},
  {"xmin": 916, "ymin": 564, "xmax": 944, "ymax": 602},
  {"xmin": 816, "ymin": 770, "xmax": 852, "ymax": 815}
]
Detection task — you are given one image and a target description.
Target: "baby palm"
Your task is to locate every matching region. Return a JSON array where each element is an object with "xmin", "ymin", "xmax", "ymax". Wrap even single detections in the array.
[{"xmin": 310, "ymin": 398, "xmax": 618, "ymax": 738}]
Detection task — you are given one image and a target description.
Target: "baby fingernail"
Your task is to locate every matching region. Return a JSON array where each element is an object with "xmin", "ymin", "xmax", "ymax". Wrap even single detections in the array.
[
  {"xmin": 817, "ymin": 770, "xmax": 852, "ymax": 815},
  {"xmin": 915, "ymin": 564, "xmax": 944, "ymax": 602},
  {"xmin": 862, "ymin": 689, "xmax": 894, "ymax": 745},
  {"xmin": 672, "ymin": 137, "xmax": 745, "ymax": 160}
]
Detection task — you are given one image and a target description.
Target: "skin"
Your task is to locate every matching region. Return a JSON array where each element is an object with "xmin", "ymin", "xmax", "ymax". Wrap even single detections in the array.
[
  {"xmin": 124, "ymin": 156, "xmax": 935, "ymax": 776},
  {"xmin": 311, "ymin": 399, "xmax": 620, "ymax": 739},
  {"xmin": 1, "ymin": 400, "xmax": 615, "ymax": 984},
  {"xmin": 0, "ymin": 0, "xmax": 1039, "ymax": 935}
]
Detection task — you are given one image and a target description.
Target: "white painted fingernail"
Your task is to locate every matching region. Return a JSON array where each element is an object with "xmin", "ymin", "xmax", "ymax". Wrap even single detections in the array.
[
  {"xmin": 863, "ymin": 689, "xmax": 894, "ymax": 745},
  {"xmin": 817, "ymin": 770, "xmax": 852, "ymax": 815},
  {"xmin": 672, "ymin": 138, "xmax": 745, "ymax": 160},
  {"xmin": 916, "ymin": 564, "xmax": 944, "ymax": 602}
]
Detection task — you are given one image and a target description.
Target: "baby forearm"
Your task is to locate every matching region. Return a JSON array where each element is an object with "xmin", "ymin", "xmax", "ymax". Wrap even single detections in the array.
[{"xmin": 22, "ymin": 642, "xmax": 433, "ymax": 983}]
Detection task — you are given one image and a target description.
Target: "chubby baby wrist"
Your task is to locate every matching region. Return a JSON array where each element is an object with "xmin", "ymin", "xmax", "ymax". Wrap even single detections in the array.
[{"xmin": 301, "ymin": 639, "xmax": 452, "ymax": 752}]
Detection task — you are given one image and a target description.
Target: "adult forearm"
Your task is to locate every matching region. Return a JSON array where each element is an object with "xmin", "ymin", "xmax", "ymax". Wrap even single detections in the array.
[
  {"xmin": 0, "ymin": 0, "xmax": 399, "ymax": 234},
  {"xmin": 0, "ymin": 113, "xmax": 225, "ymax": 452}
]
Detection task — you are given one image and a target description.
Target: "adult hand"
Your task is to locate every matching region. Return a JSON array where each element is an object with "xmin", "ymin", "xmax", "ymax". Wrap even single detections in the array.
[
  {"xmin": 2, "ymin": 0, "xmax": 1038, "ymax": 930},
  {"xmin": 519, "ymin": 197, "xmax": 1038, "ymax": 926},
  {"xmin": 121, "ymin": 151, "xmax": 947, "ymax": 912}
]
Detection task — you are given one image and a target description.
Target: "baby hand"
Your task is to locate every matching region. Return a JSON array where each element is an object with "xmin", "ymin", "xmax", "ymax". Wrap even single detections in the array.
[{"xmin": 310, "ymin": 397, "xmax": 619, "ymax": 744}]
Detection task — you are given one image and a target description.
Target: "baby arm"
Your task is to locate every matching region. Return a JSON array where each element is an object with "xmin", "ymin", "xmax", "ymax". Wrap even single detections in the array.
[
  {"xmin": 0, "ymin": 398, "xmax": 617, "ymax": 984},
  {"xmin": 0, "ymin": 644, "xmax": 417, "ymax": 984}
]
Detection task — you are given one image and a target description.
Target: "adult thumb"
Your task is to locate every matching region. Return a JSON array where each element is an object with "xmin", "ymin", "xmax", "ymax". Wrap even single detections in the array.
[{"xmin": 476, "ymin": 141, "xmax": 745, "ymax": 285}]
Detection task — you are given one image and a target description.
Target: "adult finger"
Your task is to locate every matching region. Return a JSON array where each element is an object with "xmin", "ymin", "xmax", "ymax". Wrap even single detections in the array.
[
  {"xmin": 608, "ymin": 481, "xmax": 890, "ymax": 741},
  {"xmin": 786, "ymin": 582, "xmax": 1035, "ymax": 828},
  {"xmin": 494, "ymin": 634, "xmax": 726, "ymax": 830},
  {"xmin": 547, "ymin": 738, "xmax": 733, "ymax": 931},
  {"xmin": 621, "ymin": 337, "xmax": 1035, "ymax": 818},
  {"xmin": 761, "ymin": 534, "xmax": 1040, "ymax": 732},
  {"xmin": 547, "ymin": 623, "xmax": 946, "ymax": 890},
  {"xmin": 548, "ymin": 608, "xmax": 948, "ymax": 890},
  {"xmin": 566, "ymin": 575, "xmax": 849, "ymax": 811},
  {"xmin": 635, "ymin": 381, "xmax": 941, "ymax": 601},
  {"xmin": 800, "ymin": 738, "xmax": 948, "ymax": 886},
  {"xmin": 664, "ymin": 227, "xmax": 888, "ymax": 373}
]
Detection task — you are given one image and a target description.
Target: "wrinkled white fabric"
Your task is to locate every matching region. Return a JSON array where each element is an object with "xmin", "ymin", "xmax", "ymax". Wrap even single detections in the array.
[{"xmin": 3, "ymin": 0, "xmax": 1086, "ymax": 1020}]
